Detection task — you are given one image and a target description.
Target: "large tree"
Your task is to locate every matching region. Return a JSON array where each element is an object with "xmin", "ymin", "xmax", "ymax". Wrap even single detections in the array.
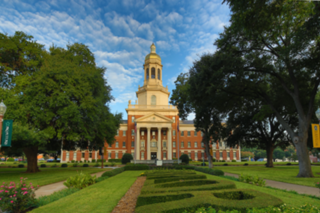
[{"xmin": 216, "ymin": 0, "xmax": 320, "ymax": 177}]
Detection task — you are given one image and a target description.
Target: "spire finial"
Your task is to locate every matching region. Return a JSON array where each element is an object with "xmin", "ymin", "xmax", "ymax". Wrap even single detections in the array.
[{"xmin": 150, "ymin": 43, "xmax": 156, "ymax": 53}]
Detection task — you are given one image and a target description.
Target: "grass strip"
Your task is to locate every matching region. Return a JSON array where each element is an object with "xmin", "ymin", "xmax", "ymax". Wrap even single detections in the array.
[
  {"xmin": 35, "ymin": 188, "xmax": 80, "ymax": 207},
  {"xmin": 30, "ymin": 171, "xmax": 141, "ymax": 213}
]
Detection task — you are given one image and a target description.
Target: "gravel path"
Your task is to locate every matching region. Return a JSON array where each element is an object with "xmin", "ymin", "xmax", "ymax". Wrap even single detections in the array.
[
  {"xmin": 224, "ymin": 172, "xmax": 320, "ymax": 196},
  {"xmin": 111, "ymin": 176, "xmax": 146, "ymax": 213}
]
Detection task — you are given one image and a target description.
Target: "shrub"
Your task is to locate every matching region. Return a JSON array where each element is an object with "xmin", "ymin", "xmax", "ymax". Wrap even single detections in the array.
[
  {"xmin": 61, "ymin": 164, "xmax": 68, "ymax": 167},
  {"xmin": 201, "ymin": 162, "xmax": 207, "ymax": 166},
  {"xmin": 18, "ymin": 164, "xmax": 24, "ymax": 168},
  {"xmin": 0, "ymin": 178, "xmax": 39, "ymax": 213},
  {"xmin": 71, "ymin": 160, "xmax": 75, "ymax": 163},
  {"xmin": 51, "ymin": 164, "xmax": 57, "ymax": 167},
  {"xmin": 101, "ymin": 167, "xmax": 125, "ymax": 177},
  {"xmin": 232, "ymin": 160, "xmax": 236, "ymax": 162},
  {"xmin": 179, "ymin": 154, "xmax": 190, "ymax": 164},
  {"xmin": 91, "ymin": 159, "xmax": 96, "ymax": 163},
  {"xmin": 7, "ymin": 158, "xmax": 14, "ymax": 162},
  {"xmin": 122, "ymin": 153, "xmax": 133, "ymax": 164},
  {"xmin": 223, "ymin": 163, "xmax": 228, "ymax": 166},
  {"xmin": 97, "ymin": 159, "xmax": 106, "ymax": 163},
  {"xmin": 221, "ymin": 160, "xmax": 226, "ymax": 162},
  {"xmin": 212, "ymin": 158, "xmax": 216, "ymax": 162},
  {"xmin": 82, "ymin": 164, "xmax": 89, "ymax": 167},
  {"xmin": 244, "ymin": 163, "xmax": 249, "ymax": 166},
  {"xmin": 108, "ymin": 159, "xmax": 121, "ymax": 163},
  {"xmin": 239, "ymin": 174, "xmax": 266, "ymax": 187},
  {"xmin": 40, "ymin": 164, "xmax": 46, "ymax": 168},
  {"xmin": 286, "ymin": 163, "xmax": 291, "ymax": 165},
  {"xmin": 194, "ymin": 167, "xmax": 224, "ymax": 176},
  {"xmin": 94, "ymin": 163, "xmax": 100, "ymax": 167},
  {"xmin": 63, "ymin": 172, "xmax": 96, "ymax": 189},
  {"xmin": 73, "ymin": 163, "xmax": 78, "ymax": 167},
  {"xmin": 96, "ymin": 176, "xmax": 109, "ymax": 183},
  {"xmin": 174, "ymin": 165, "xmax": 195, "ymax": 170},
  {"xmin": 125, "ymin": 164, "xmax": 149, "ymax": 170}
]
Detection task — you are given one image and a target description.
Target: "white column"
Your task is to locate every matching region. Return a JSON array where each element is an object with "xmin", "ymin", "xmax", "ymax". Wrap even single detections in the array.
[
  {"xmin": 147, "ymin": 127, "xmax": 151, "ymax": 160},
  {"xmin": 157, "ymin": 127, "xmax": 161, "ymax": 160},
  {"xmin": 168, "ymin": 127, "xmax": 172, "ymax": 160},
  {"xmin": 136, "ymin": 127, "xmax": 140, "ymax": 160},
  {"xmin": 95, "ymin": 150, "xmax": 97, "ymax": 161}
]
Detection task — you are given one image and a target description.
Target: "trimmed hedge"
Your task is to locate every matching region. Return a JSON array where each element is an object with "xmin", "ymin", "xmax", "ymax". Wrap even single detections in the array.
[
  {"xmin": 179, "ymin": 154, "xmax": 190, "ymax": 164},
  {"xmin": 125, "ymin": 164, "xmax": 149, "ymax": 170},
  {"xmin": 136, "ymin": 193, "xmax": 193, "ymax": 208},
  {"xmin": 101, "ymin": 167, "xmax": 125, "ymax": 177},
  {"xmin": 122, "ymin": 153, "xmax": 133, "ymax": 164},
  {"xmin": 194, "ymin": 167, "xmax": 224, "ymax": 176},
  {"xmin": 18, "ymin": 164, "xmax": 24, "ymax": 168},
  {"xmin": 154, "ymin": 175, "xmax": 207, "ymax": 184},
  {"xmin": 108, "ymin": 159, "xmax": 121, "ymax": 163},
  {"xmin": 40, "ymin": 164, "xmax": 46, "ymax": 168},
  {"xmin": 82, "ymin": 164, "xmax": 89, "ymax": 167},
  {"xmin": 96, "ymin": 159, "xmax": 106, "ymax": 163},
  {"xmin": 61, "ymin": 164, "xmax": 68, "ymax": 167}
]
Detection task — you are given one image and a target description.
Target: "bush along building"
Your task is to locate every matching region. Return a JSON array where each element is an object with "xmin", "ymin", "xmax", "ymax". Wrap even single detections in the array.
[{"xmin": 61, "ymin": 44, "xmax": 240, "ymax": 163}]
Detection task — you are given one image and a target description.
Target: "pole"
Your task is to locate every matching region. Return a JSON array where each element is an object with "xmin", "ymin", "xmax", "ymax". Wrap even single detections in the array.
[
  {"xmin": 0, "ymin": 115, "xmax": 3, "ymax": 150},
  {"xmin": 134, "ymin": 124, "xmax": 136, "ymax": 164},
  {"xmin": 238, "ymin": 141, "xmax": 241, "ymax": 162},
  {"xmin": 101, "ymin": 148, "xmax": 103, "ymax": 169},
  {"xmin": 177, "ymin": 126, "xmax": 179, "ymax": 164}
]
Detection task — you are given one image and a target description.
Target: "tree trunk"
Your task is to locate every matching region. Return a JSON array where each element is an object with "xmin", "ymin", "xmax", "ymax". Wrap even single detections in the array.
[
  {"xmin": 203, "ymin": 134, "xmax": 213, "ymax": 168},
  {"xmin": 266, "ymin": 145, "xmax": 274, "ymax": 168},
  {"xmin": 295, "ymin": 135, "xmax": 314, "ymax": 177},
  {"xmin": 23, "ymin": 146, "xmax": 40, "ymax": 173}
]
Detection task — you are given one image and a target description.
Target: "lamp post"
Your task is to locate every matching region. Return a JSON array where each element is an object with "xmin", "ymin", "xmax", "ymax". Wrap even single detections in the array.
[
  {"xmin": 316, "ymin": 108, "xmax": 320, "ymax": 125},
  {"xmin": 0, "ymin": 100, "xmax": 7, "ymax": 148}
]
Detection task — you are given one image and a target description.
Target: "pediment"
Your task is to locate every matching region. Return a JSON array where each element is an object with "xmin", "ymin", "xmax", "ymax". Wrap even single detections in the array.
[{"xmin": 135, "ymin": 112, "xmax": 173, "ymax": 123}]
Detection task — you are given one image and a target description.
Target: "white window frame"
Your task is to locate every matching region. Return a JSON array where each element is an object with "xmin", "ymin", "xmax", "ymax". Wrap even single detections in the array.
[
  {"xmin": 116, "ymin": 141, "xmax": 119, "ymax": 148},
  {"xmin": 194, "ymin": 142, "xmax": 198, "ymax": 148},
  {"xmin": 173, "ymin": 141, "xmax": 176, "ymax": 148},
  {"xmin": 188, "ymin": 142, "xmax": 191, "ymax": 148}
]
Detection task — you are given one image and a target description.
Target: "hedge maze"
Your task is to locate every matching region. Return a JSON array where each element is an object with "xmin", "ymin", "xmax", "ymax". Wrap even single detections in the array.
[{"xmin": 135, "ymin": 170, "xmax": 283, "ymax": 213}]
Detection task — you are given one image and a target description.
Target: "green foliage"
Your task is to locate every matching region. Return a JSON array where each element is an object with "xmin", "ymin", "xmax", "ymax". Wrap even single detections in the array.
[
  {"xmin": 36, "ymin": 188, "xmax": 80, "ymax": 207},
  {"xmin": 213, "ymin": 191, "xmax": 255, "ymax": 200},
  {"xmin": 94, "ymin": 163, "xmax": 99, "ymax": 167},
  {"xmin": 194, "ymin": 167, "xmax": 224, "ymax": 176},
  {"xmin": 136, "ymin": 194, "xmax": 193, "ymax": 208},
  {"xmin": 121, "ymin": 153, "xmax": 133, "ymax": 164},
  {"xmin": 7, "ymin": 158, "xmax": 14, "ymax": 161},
  {"xmin": 124, "ymin": 164, "xmax": 149, "ymax": 170},
  {"xmin": 61, "ymin": 164, "xmax": 68, "ymax": 168},
  {"xmin": 63, "ymin": 172, "xmax": 96, "ymax": 189},
  {"xmin": 18, "ymin": 164, "xmax": 24, "ymax": 168},
  {"xmin": 239, "ymin": 174, "xmax": 266, "ymax": 187},
  {"xmin": 72, "ymin": 163, "xmax": 78, "ymax": 167},
  {"xmin": 96, "ymin": 159, "xmax": 106, "ymax": 163},
  {"xmin": 40, "ymin": 164, "xmax": 46, "ymax": 168},
  {"xmin": 108, "ymin": 159, "xmax": 121, "ymax": 163},
  {"xmin": 154, "ymin": 175, "xmax": 207, "ymax": 184},
  {"xmin": 232, "ymin": 160, "xmax": 236, "ymax": 162},
  {"xmin": 91, "ymin": 160, "xmax": 95, "ymax": 163},
  {"xmin": 179, "ymin": 154, "xmax": 190, "ymax": 164},
  {"xmin": 0, "ymin": 178, "xmax": 39, "ymax": 213},
  {"xmin": 82, "ymin": 164, "xmax": 89, "ymax": 167},
  {"xmin": 95, "ymin": 176, "xmax": 109, "ymax": 183},
  {"xmin": 101, "ymin": 167, "xmax": 125, "ymax": 177},
  {"xmin": 201, "ymin": 162, "xmax": 207, "ymax": 166}
]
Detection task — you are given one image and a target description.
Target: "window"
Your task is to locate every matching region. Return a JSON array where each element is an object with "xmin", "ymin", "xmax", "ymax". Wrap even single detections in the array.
[
  {"xmin": 219, "ymin": 141, "xmax": 222, "ymax": 148},
  {"xmin": 188, "ymin": 153, "xmax": 191, "ymax": 158},
  {"xmin": 131, "ymin": 141, "xmax": 134, "ymax": 147},
  {"xmin": 66, "ymin": 152, "xmax": 69, "ymax": 158},
  {"xmin": 108, "ymin": 152, "xmax": 111, "ymax": 158},
  {"xmin": 152, "ymin": 141, "xmax": 156, "ymax": 147},
  {"xmin": 123, "ymin": 131, "xmax": 126, "ymax": 136},
  {"xmin": 173, "ymin": 152, "xmax": 176, "ymax": 158},
  {"xmin": 188, "ymin": 142, "xmax": 191, "ymax": 148},
  {"xmin": 116, "ymin": 142, "xmax": 119, "ymax": 148},
  {"xmin": 213, "ymin": 152, "xmax": 216, "ymax": 158},
  {"xmin": 201, "ymin": 132, "xmax": 203, "ymax": 137},
  {"xmin": 116, "ymin": 130, "xmax": 119, "ymax": 136},
  {"xmin": 146, "ymin": 68, "xmax": 149, "ymax": 80},
  {"xmin": 122, "ymin": 142, "xmax": 126, "ymax": 147},
  {"xmin": 163, "ymin": 152, "xmax": 167, "ymax": 158},
  {"xmin": 163, "ymin": 141, "xmax": 167, "ymax": 148},
  {"xmin": 151, "ymin": 67, "xmax": 156, "ymax": 78},
  {"xmin": 89, "ymin": 153, "xmax": 92, "ymax": 158},
  {"xmin": 173, "ymin": 141, "xmax": 176, "ymax": 148},
  {"xmin": 131, "ymin": 129, "xmax": 135, "ymax": 136},
  {"xmin": 173, "ymin": 130, "xmax": 176, "ymax": 136},
  {"xmin": 141, "ymin": 131, "xmax": 145, "ymax": 136},
  {"xmin": 219, "ymin": 151, "xmax": 223, "ymax": 158},
  {"xmin": 158, "ymin": 69, "xmax": 160, "ymax": 80},
  {"xmin": 173, "ymin": 117, "xmax": 175, "ymax": 123},
  {"xmin": 233, "ymin": 151, "xmax": 236, "ymax": 159},
  {"xmin": 163, "ymin": 131, "xmax": 166, "ymax": 136},
  {"xmin": 201, "ymin": 152, "xmax": 204, "ymax": 159},
  {"xmin": 131, "ymin": 116, "xmax": 135, "ymax": 123},
  {"xmin": 82, "ymin": 153, "xmax": 85, "ymax": 158},
  {"xmin": 181, "ymin": 131, "xmax": 184, "ymax": 136},
  {"xmin": 151, "ymin": 95, "xmax": 156, "ymax": 105},
  {"xmin": 194, "ymin": 142, "xmax": 198, "ymax": 148},
  {"xmin": 213, "ymin": 142, "xmax": 217, "ymax": 148},
  {"xmin": 201, "ymin": 142, "xmax": 204, "ymax": 148},
  {"xmin": 152, "ymin": 131, "xmax": 155, "ymax": 136},
  {"xmin": 141, "ymin": 152, "xmax": 145, "ymax": 159},
  {"xmin": 194, "ymin": 131, "xmax": 197, "ymax": 136},
  {"xmin": 227, "ymin": 152, "xmax": 230, "ymax": 158},
  {"xmin": 187, "ymin": 131, "xmax": 191, "ymax": 136},
  {"xmin": 181, "ymin": 142, "xmax": 184, "ymax": 148},
  {"xmin": 115, "ymin": 153, "xmax": 118, "ymax": 159},
  {"xmin": 141, "ymin": 141, "xmax": 145, "ymax": 147},
  {"xmin": 73, "ymin": 152, "xmax": 77, "ymax": 160}
]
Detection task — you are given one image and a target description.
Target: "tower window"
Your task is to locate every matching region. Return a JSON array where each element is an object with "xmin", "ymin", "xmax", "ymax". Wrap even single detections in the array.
[
  {"xmin": 146, "ymin": 68, "xmax": 149, "ymax": 80},
  {"xmin": 151, "ymin": 95, "xmax": 156, "ymax": 105},
  {"xmin": 151, "ymin": 68, "xmax": 155, "ymax": 79},
  {"xmin": 158, "ymin": 69, "xmax": 160, "ymax": 80}
]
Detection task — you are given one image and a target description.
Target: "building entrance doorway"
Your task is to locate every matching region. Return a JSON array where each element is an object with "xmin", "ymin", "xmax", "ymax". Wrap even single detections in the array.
[{"xmin": 151, "ymin": 152, "xmax": 157, "ymax": 160}]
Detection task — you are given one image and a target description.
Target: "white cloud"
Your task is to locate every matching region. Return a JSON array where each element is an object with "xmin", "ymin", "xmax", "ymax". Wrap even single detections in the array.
[{"xmin": 111, "ymin": 92, "xmax": 137, "ymax": 104}]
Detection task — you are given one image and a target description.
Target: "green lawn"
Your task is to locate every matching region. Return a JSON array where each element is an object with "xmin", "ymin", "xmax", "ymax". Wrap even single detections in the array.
[
  {"xmin": 0, "ymin": 167, "xmax": 111, "ymax": 186},
  {"xmin": 199, "ymin": 171, "xmax": 320, "ymax": 208},
  {"xmin": 0, "ymin": 161, "xmax": 121, "ymax": 168},
  {"xmin": 190, "ymin": 161, "xmax": 302, "ymax": 166},
  {"xmin": 215, "ymin": 166, "xmax": 320, "ymax": 187},
  {"xmin": 31, "ymin": 171, "xmax": 141, "ymax": 213}
]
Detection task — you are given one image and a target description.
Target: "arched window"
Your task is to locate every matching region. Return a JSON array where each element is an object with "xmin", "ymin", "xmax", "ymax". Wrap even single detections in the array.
[
  {"xmin": 151, "ymin": 68, "xmax": 155, "ymax": 79},
  {"xmin": 146, "ymin": 68, "xmax": 149, "ymax": 80},
  {"xmin": 151, "ymin": 95, "xmax": 156, "ymax": 105},
  {"xmin": 158, "ymin": 69, "xmax": 160, "ymax": 80}
]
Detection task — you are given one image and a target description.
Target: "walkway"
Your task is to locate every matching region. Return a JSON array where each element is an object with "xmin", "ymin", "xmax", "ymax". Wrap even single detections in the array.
[
  {"xmin": 35, "ymin": 169, "xmax": 113, "ymax": 198},
  {"xmin": 224, "ymin": 172, "xmax": 320, "ymax": 196}
]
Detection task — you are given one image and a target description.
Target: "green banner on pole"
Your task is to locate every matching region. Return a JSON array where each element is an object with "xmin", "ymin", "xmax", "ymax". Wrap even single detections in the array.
[{"xmin": 1, "ymin": 120, "xmax": 13, "ymax": 147}]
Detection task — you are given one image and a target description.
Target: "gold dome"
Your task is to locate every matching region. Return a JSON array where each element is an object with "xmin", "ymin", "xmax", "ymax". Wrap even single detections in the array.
[{"xmin": 145, "ymin": 43, "xmax": 161, "ymax": 62}]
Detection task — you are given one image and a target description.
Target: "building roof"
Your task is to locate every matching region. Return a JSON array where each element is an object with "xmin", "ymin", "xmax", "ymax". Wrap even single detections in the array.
[
  {"xmin": 121, "ymin": 120, "xmax": 128, "ymax": 124},
  {"xmin": 180, "ymin": 120, "xmax": 194, "ymax": 125}
]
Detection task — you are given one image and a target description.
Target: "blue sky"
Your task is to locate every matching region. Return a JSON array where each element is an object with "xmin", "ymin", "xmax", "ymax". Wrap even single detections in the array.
[{"xmin": 0, "ymin": 0, "xmax": 230, "ymax": 120}]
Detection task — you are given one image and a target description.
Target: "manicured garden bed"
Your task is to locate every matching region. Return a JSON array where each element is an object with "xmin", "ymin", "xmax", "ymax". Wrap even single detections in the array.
[{"xmin": 135, "ymin": 170, "xmax": 283, "ymax": 212}]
